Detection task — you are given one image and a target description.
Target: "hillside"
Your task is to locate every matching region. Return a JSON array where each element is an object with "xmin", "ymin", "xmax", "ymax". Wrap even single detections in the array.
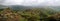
[
  {"xmin": 0, "ymin": 7, "xmax": 59, "ymax": 21},
  {"xmin": 0, "ymin": 5, "xmax": 60, "ymax": 21}
]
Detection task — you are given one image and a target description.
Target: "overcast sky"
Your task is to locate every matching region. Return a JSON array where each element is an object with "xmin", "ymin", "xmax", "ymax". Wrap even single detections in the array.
[{"xmin": 0, "ymin": 0, "xmax": 60, "ymax": 6}]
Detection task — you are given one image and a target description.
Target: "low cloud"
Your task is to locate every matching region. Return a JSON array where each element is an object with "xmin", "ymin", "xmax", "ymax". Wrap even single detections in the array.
[{"xmin": 0, "ymin": 0, "xmax": 60, "ymax": 6}]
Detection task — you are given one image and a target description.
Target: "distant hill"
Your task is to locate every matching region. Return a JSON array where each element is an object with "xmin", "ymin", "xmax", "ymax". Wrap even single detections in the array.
[
  {"xmin": 0, "ymin": 5, "xmax": 60, "ymax": 11},
  {"xmin": 0, "ymin": 5, "xmax": 8, "ymax": 9},
  {"xmin": 49, "ymin": 6, "xmax": 60, "ymax": 11},
  {"xmin": 9, "ymin": 5, "xmax": 33, "ymax": 11}
]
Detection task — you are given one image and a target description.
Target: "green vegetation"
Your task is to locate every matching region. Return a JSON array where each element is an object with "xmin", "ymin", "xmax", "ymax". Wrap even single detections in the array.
[{"xmin": 0, "ymin": 7, "xmax": 59, "ymax": 21}]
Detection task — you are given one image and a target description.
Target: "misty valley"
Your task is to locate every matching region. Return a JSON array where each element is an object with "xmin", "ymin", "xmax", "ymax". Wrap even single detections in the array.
[{"xmin": 0, "ymin": 5, "xmax": 60, "ymax": 21}]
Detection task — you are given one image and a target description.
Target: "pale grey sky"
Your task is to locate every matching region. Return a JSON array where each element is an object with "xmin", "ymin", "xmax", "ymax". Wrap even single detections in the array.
[{"xmin": 0, "ymin": 0, "xmax": 60, "ymax": 6}]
